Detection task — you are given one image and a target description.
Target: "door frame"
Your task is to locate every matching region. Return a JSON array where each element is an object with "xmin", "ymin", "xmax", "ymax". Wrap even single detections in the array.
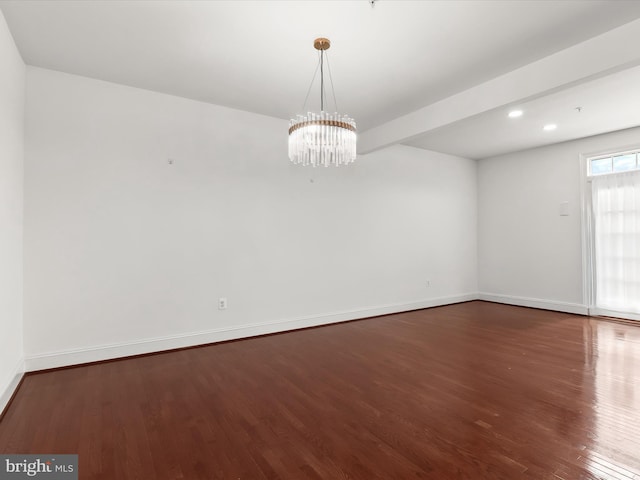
[{"xmin": 580, "ymin": 144, "xmax": 640, "ymax": 322}]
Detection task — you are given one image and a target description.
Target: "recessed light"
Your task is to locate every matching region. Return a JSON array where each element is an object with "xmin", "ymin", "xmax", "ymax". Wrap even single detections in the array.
[
  {"xmin": 508, "ymin": 110, "xmax": 523, "ymax": 118},
  {"xmin": 543, "ymin": 124, "xmax": 557, "ymax": 131}
]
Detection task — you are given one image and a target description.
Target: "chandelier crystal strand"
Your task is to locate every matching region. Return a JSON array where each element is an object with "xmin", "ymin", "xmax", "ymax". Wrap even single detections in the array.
[{"xmin": 288, "ymin": 38, "xmax": 357, "ymax": 167}]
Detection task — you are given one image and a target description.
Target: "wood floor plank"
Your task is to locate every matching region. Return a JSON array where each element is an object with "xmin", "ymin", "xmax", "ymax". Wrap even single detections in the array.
[{"xmin": 1, "ymin": 301, "xmax": 639, "ymax": 479}]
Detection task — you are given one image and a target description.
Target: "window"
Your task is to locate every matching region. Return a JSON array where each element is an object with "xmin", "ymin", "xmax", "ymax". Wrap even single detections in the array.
[
  {"xmin": 589, "ymin": 150, "xmax": 639, "ymax": 176},
  {"xmin": 587, "ymin": 149, "xmax": 640, "ymax": 319}
]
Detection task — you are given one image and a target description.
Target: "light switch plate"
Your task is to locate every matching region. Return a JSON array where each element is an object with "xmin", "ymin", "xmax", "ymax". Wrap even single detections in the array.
[{"xmin": 559, "ymin": 201, "xmax": 569, "ymax": 216}]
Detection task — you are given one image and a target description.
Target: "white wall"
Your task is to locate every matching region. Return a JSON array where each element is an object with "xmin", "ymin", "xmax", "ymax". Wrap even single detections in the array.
[
  {"xmin": 478, "ymin": 126, "xmax": 640, "ymax": 313},
  {"xmin": 0, "ymin": 10, "xmax": 25, "ymax": 412},
  {"xmin": 24, "ymin": 67, "xmax": 478, "ymax": 369}
]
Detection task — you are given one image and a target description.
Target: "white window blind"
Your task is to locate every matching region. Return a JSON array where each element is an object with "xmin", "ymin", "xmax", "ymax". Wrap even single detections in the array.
[{"xmin": 591, "ymin": 170, "xmax": 640, "ymax": 315}]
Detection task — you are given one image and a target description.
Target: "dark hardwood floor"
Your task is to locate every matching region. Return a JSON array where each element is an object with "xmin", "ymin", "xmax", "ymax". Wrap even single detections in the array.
[{"xmin": 1, "ymin": 301, "xmax": 639, "ymax": 479}]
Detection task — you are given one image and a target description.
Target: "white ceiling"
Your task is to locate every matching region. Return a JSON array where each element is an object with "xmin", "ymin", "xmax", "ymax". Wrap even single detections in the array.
[
  {"xmin": 2, "ymin": 0, "xmax": 640, "ymax": 158},
  {"xmin": 405, "ymin": 64, "xmax": 640, "ymax": 159}
]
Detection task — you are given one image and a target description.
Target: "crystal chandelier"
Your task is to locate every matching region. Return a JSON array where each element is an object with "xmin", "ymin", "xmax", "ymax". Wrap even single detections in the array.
[{"xmin": 288, "ymin": 38, "xmax": 357, "ymax": 167}]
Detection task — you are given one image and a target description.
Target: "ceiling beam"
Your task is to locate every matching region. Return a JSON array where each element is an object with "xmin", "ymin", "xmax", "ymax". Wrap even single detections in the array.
[{"xmin": 358, "ymin": 18, "xmax": 640, "ymax": 155}]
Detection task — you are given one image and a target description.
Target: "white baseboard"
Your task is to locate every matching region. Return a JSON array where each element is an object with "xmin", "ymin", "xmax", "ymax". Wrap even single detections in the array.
[
  {"xmin": 0, "ymin": 357, "xmax": 25, "ymax": 416},
  {"xmin": 478, "ymin": 292, "xmax": 588, "ymax": 315},
  {"xmin": 591, "ymin": 307, "xmax": 640, "ymax": 322},
  {"xmin": 25, "ymin": 293, "xmax": 478, "ymax": 372}
]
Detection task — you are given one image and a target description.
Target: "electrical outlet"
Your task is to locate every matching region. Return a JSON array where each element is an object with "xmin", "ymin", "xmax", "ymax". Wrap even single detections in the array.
[{"xmin": 218, "ymin": 297, "xmax": 227, "ymax": 310}]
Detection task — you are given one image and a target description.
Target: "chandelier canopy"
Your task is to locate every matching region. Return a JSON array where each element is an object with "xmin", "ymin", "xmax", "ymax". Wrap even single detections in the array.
[{"xmin": 288, "ymin": 38, "xmax": 357, "ymax": 167}]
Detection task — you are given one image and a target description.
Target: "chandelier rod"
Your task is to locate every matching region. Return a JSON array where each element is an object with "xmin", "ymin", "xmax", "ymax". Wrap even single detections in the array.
[
  {"xmin": 325, "ymin": 52, "xmax": 339, "ymax": 112},
  {"xmin": 320, "ymin": 48, "xmax": 325, "ymax": 111},
  {"xmin": 301, "ymin": 55, "xmax": 321, "ymax": 113}
]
